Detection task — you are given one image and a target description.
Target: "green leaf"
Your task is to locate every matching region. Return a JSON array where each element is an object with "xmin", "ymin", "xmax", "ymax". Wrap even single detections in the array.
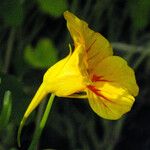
[
  {"xmin": 0, "ymin": 0, "xmax": 24, "ymax": 26},
  {"xmin": 0, "ymin": 91, "xmax": 12, "ymax": 131},
  {"xmin": 37, "ymin": 0, "xmax": 68, "ymax": 17},
  {"xmin": 24, "ymin": 38, "xmax": 58, "ymax": 69},
  {"xmin": 0, "ymin": 74, "xmax": 28, "ymax": 125},
  {"xmin": 128, "ymin": 0, "xmax": 150, "ymax": 31}
]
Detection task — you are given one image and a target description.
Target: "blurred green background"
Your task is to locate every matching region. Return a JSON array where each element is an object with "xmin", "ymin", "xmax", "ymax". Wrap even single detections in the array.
[{"xmin": 0, "ymin": 0, "xmax": 150, "ymax": 149}]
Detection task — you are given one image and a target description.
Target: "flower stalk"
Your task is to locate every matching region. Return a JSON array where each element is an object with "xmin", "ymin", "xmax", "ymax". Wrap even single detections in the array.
[{"xmin": 28, "ymin": 93, "xmax": 55, "ymax": 150}]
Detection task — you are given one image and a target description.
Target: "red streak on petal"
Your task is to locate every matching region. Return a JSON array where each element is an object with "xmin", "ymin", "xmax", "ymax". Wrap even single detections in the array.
[
  {"xmin": 87, "ymin": 85, "xmax": 114, "ymax": 103},
  {"xmin": 87, "ymin": 85, "xmax": 100, "ymax": 95},
  {"xmin": 86, "ymin": 39, "xmax": 97, "ymax": 52},
  {"xmin": 92, "ymin": 74, "xmax": 110, "ymax": 82},
  {"xmin": 87, "ymin": 51, "xmax": 99, "ymax": 61}
]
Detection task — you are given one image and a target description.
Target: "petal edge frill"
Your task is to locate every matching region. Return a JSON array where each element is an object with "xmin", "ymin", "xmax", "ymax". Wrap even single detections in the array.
[{"xmin": 87, "ymin": 83, "xmax": 135, "ymax": 120}]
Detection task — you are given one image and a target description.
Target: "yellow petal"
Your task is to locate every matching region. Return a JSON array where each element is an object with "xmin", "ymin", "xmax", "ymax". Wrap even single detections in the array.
[
  {"xmin": 90, "ymin": 56, "xmax": 139, "ymax": 97},
  {"xmin": 64, "ymin": 11, "xmax": 113, "ymax": 68},
  {"xmin": 43, "ymin": 45, "xmax": 87, "ymax": 96},
  {"xmin": 87, "ymin": 83, "xmax": 135, "ymax": 120}
]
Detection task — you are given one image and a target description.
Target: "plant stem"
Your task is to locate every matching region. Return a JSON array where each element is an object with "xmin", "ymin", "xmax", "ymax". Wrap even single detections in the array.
[
  {"xmin": 3, "ymin": 28, "xmax": 15, "ymax": 74},
  {"xmin": 28, "ymin": 94, "xmax": 55, "ymax": 150},
  {"xmin": 34, "ymin": 99, "xmax": 46, "ymax": 149}
]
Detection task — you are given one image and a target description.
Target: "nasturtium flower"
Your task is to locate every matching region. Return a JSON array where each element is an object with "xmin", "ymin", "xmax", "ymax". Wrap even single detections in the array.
[{"xmin": 22, "ymin": 11, "xmax": 139, "ymax": 122}]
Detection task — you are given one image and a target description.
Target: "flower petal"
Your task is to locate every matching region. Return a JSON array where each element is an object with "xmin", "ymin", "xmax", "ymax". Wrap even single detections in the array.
[
  {"xmin": 87, "ymin": 83, "xmax": 135, "ymax": 120},
  {"xmin": 64, "ymin": 11, "xmax": 113, "ymax": 67},
  {"xmin": 43, "ymin": 45, "xmax": 87, "ymax": 96},
  {"xmin": 90, "ymin": 56, "xmax": 139, "ymax": 97}
]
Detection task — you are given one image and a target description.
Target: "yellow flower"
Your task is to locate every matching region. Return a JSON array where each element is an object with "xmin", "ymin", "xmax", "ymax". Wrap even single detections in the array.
[{"xmin": 22, "ymin": 11, "xmax": 139, "ymax": 121}]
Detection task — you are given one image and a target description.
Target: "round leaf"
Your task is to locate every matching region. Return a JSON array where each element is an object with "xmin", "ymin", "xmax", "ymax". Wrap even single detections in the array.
[{"xmin": 24, "ymin": 38, "xmax": 58, "ymax": 69}]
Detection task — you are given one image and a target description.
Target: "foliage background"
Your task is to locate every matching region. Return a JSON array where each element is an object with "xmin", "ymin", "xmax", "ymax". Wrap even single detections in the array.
[{"xmin": 0, "ymin": 0, "xmax": 150, "ymax": 149}]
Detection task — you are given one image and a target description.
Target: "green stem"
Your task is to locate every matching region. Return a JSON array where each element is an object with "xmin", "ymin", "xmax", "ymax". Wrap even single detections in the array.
[
  {"xmin": 28, "ymin": 94, "xmax": 55, "ymax": 150},
  {"xmin": 31, "ymin": 99, "xmax": 46, "ymax": 149},
  {"xmin": 3, "ymin": 28, "xmax": 15, "ymax": 73}
]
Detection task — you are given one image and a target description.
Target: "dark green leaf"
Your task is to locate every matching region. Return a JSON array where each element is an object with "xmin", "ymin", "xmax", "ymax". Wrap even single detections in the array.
[
  {"xmin": 0, "ymin": 0, "xmax": 24, "ymax": 26},
  {"xmin": 37, "ymin": 0, "xmax": 68, "ymax": 17},
  {"xmin": 0, "ymin": 74, "xmax": 28, "ymax": 125},
  {"xmin": 128, "ymin": 0, "xmax": 150, "ymax": 31}
]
